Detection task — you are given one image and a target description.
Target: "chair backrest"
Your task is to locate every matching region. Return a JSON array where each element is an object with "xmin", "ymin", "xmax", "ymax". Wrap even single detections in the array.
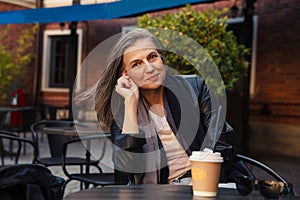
[
  {"xmin": 0, "ymin": 164, "xmax": 64, "ymax": 200},
  {"xmin": 0, "ymin": 131, "xmax": 21, "ymax": 166},
  {"xmin": 30, "ymin": 120, "xmax": 75, "ymax": 158},
  {"xmin": 61, "ymin": 133, "xmax": 108, "ymax": 176},
  {"xmin": 0, "ymin": 131, "xmax": 36, "ymax": 165}
]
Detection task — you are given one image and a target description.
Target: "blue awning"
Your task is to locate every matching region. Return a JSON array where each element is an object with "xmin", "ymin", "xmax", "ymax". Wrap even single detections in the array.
[{"xmin": 0, "ymin": 0, "xmax": 214, "ymax": 24}]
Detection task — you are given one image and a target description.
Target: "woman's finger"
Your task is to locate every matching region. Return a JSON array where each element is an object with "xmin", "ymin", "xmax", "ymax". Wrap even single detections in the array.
[{"xmin": 117, "ymin": 76, "xmax": 131, "ymax": 88}]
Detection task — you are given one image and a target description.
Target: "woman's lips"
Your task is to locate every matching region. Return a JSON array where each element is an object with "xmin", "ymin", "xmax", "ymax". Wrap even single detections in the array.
[{"xmin": 146, "ymin": 74, "xmax": 159, "ymax": 81}]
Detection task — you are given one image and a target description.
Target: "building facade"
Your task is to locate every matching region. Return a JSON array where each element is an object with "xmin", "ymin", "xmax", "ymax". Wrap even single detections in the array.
[{"xmin": 1, "ymin": 0, "xmax": 299, "ymax": 157}]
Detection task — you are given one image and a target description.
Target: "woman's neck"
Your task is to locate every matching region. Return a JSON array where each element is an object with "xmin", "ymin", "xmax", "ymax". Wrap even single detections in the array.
[{"xmin": 141, "ymin": 86, "xmax": 165, "ymax": 117}]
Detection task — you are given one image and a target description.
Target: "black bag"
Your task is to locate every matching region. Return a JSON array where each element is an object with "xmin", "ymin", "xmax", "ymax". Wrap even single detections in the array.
[{"xmin": 0, "ymin": 164, "xmax": 65, "ymax": 200}]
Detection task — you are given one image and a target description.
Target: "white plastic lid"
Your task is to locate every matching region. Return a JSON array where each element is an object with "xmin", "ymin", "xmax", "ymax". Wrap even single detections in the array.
[{"xmin": 190, "ymin": 150, "xmax": 223, "ymax": 163}]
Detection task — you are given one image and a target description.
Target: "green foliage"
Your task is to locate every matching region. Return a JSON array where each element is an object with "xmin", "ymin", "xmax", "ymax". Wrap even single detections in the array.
[
  {"xmin": 0, "ymin": 25, "xmax": 37, "ymax": 104},
  {"xmin": 137, "ymin": 5, "xmax": 250, "ymax": 89}
]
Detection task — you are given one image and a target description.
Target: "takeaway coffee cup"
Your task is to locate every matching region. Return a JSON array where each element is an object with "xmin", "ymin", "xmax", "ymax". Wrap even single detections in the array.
[{"xmin": 190, "ymin": 150, "xmax": 223, "ymax": 197}]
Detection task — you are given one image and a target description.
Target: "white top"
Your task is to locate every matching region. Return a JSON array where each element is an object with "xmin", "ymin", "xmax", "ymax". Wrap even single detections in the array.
[{"xmin": 149, "ymin": 111, "xmax": 191, "ymax": 182}]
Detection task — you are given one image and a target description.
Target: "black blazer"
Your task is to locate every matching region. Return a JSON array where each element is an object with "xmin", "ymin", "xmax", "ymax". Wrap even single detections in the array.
[{"xmin": 110, "ymin": 75, "xmax": 233, "ymax": 184}]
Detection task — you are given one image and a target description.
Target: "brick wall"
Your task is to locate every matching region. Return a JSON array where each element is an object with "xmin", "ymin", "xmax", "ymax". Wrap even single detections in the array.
[
  {"xmin": 247, "ymin": 0, "xmax": 300, "ymax": 157},
  {"xmin": 0, "ymin": 2, "xmax": 36, "ymax": 105},
  {"xmin": 0, "ymin": 2, "xmax": 25, "ymax": 11},
  {"xmin": 249, "ymin": 0, "xmax": 300, "ymax": 125}
]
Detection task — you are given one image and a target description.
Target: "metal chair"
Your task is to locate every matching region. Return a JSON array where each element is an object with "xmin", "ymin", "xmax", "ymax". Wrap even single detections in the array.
[
  {"xmin": 30, "ymin": 120, "xmax": 102, "ymax": 176},
  {"xmin": 61, "ymin": 134, "xmax": 128, "ymax": 194},
  {"xmin": 215, "ymin": 141, "xmax": 294, "ymax": 196},
  {"xmin": 235, "ymin": 154, "xmax": 294, "ymax": 195},
  {"xmin": 0, "ymin": 130, "xmax": 36, "ymax": 165},
  {"xmin": 3, "ymin": 107, "xmax": 36, "ymax": 154}
]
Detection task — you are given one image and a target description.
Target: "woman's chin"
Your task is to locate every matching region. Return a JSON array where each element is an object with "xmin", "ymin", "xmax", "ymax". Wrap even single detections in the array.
[{"xmin": 140, "ymin": 83, "xmax": 162, "ymax": 90}]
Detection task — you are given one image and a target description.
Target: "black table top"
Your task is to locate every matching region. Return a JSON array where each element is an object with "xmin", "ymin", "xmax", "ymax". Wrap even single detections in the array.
[
  {"xmin": 64, "ymin": 184, "xmax": 298, "ymax": 200},
  {"xmin": 0, "ymin": 106, "xmax": 34, "ymax": 128},
  {"xmin": 0, "ymin": 106, "xmax": 34, "ymax": 112}
]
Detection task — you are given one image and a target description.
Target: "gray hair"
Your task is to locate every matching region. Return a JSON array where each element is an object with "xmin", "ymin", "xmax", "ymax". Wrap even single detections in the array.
[{"xmin": 95, "ymin": 28, "xmax": 164, "ymax": 126}]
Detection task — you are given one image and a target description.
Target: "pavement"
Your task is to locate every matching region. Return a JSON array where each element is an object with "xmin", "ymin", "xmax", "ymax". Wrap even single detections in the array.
[{"xmin": 2, "ymin": 132, "xmax": 300, "ymax": 198}]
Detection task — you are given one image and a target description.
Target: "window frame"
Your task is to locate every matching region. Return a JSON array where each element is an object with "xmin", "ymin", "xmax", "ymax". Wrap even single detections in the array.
[{"xmin": 41, "ymin": 29, "xmax": 83, "ymax": 92}]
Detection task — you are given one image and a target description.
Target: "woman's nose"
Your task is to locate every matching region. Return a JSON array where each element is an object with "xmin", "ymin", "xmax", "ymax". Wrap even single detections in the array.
[{"xmin": 143, "ymin": 60, "xmax": 155, "ymax": 72}]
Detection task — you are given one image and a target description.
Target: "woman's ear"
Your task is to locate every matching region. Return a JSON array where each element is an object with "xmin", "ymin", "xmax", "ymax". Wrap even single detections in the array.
[{"xmin": 122, "ymin": 71, "xmax": 127, "ymax": 76}]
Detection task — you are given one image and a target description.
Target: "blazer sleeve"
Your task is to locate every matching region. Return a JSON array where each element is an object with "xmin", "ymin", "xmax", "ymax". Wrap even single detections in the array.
[
  {"xmin": 195, "ymin": 76, "xmax": 212, "ymax": 133},
  {"xmin": 186, "ymin": 75, "xmax": 234, "ymax": 137},
  {"xmin": 110, "ymin": 122, "xmax": 146, "ymax": 152},
  {"xmin": 110, "ymin": 122, "xmax": 146, "ymax": 184}
]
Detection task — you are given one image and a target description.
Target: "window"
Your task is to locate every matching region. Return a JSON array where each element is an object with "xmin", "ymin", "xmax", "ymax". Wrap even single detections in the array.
[
  {"xmin": 49, "ymin": 35, "xmax": 70, "ymax": 88},
  {"xmin": 42, "ymin": 29, "xmax": 82, "ymax": 92}
]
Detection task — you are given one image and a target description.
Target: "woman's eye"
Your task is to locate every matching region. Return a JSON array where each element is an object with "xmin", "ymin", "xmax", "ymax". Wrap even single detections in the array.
[
  {"xmin": 148, "ymin": 53, "xmax": 158, "ymax": 62},
  {"xmin": 132, "ymin": 62, "xmax": 140, "ymax": 68}
]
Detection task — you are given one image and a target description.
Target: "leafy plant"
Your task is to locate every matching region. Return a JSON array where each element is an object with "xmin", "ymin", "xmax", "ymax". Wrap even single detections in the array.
[
  {"xmin": 0, "ymin": 24, "xmax": 37, "ymax": 105},
  {"xmin": 137, "ymin": 5, "xmax": 250, "ymax": 89}
]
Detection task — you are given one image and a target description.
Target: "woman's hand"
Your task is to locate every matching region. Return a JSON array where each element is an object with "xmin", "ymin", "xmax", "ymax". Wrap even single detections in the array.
[
  {"xmin": 115, "ymin": 73, "xmax": 139, "ymax": 134},
  {"xmin": 115, "ymin": 74, "xmax": 139, "ymax": 105}
]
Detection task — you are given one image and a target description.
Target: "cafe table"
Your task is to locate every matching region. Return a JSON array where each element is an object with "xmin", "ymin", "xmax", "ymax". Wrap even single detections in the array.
[
  {"xmin": 64, "ymin": 184, "xmax": 298, "ymax": 200},
  {"xmin": 0, "ymin": 106, "xmax": 34, "ymax": 128}
]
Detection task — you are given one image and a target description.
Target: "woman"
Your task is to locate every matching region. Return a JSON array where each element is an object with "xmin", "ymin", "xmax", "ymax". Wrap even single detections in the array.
[{"xmin": 95, "ymin": 28, "xmax": 232, "ymax": 185}]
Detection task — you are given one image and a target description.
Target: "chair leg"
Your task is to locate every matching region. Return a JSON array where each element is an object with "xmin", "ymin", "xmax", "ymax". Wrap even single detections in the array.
[
  {"xmin": 95, "ymin": 165, "xmax": 103, "ymax": 173},
  {"xmin": 84, "ymin": 181, "xmax": 90, "ymax": 189},
  {"xmin": 80, "ymin": 165, "xmax": 83, "ymax": 190},
  {"xmin": 9, "ymin": 139, "xmax": 13, "ymax": 160},
  {"xmin": 23, "ymin": 131, "xmax": 26, "ymax": 155},
  {"xmin": 1, "ymin": 155, "xmax": 4, "ymax": 165},
  {"xmin": 61, "ymin": 178, "xmax": 72, "ymax": 197}
]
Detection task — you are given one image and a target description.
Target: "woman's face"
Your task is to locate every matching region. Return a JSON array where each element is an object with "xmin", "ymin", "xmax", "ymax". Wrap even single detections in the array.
[{"xmin": 123, "ymin": 38, "xmax": 165, "ymax": 90}]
